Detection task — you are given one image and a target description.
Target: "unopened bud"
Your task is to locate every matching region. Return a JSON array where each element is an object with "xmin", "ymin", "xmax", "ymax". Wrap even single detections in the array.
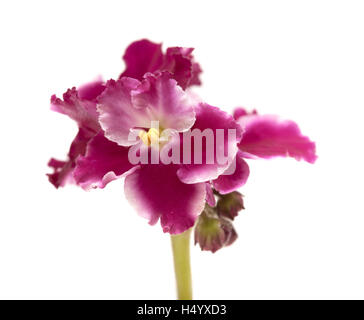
[
  {"xmin": 216, "ymin": 191, "xmax": 244, "ymax": 220},
  {"xmin": 194, "ymin": 205, "xmax": 237, "ymax": 253}
]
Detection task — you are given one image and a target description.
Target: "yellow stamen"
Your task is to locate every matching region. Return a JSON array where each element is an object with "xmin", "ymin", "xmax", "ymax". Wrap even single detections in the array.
[
  {"xmin": 139, "ymin": 130, "xmax": 149, "ymax": 145},
  {"xmin": 139, "ymin": 128, "xmax": 160, "ymax": 146}
]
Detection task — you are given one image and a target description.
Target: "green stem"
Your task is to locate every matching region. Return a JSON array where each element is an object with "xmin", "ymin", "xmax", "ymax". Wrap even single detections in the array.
[{"xmin": 171, "ymin": 228, "xmax": 193, "ymax": 300}]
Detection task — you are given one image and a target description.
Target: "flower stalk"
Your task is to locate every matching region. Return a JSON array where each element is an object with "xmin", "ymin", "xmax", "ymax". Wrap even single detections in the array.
[{"xmin": 171, "ymin": 228, "xmax": 193, "ymax": 300}]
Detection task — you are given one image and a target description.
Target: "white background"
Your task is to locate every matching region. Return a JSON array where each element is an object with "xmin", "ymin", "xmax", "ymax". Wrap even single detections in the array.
[{"xmin": 0, "ymin": 0, "xmax": 363, "ymax": 299}]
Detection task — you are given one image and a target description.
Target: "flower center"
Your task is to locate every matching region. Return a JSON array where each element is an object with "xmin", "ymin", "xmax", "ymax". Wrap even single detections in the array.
[{"xmin": 139, "ymin": 128, "xmax": 160, "ymax": 146}]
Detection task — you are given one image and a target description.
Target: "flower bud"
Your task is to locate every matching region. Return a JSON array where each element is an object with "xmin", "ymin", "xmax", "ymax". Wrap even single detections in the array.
[
  {"xmin": 194, "ymin": 205, "xmax": 237, "ymax": 253},
  {"xmin": 216, "ymin": 191, "xmax": 244, "ymax": 220}
]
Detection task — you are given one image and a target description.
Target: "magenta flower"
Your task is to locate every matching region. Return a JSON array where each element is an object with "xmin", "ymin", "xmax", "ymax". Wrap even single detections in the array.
[
  {"xmin": 74, "ymin": 72, "xmax": 242, "ymax": 234},
  {"xmin": 48, "ymin": 39, "xmax": 317, "ymax": 300}
]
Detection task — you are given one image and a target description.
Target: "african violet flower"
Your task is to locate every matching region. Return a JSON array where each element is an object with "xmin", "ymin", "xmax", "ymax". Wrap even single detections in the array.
[
  {"xmin": 73, "ymin": 72, "xmax": 242, "ymax": 234},
  {"xmin": 48, "ymin": 39, "xmax": 316, "ymax": 300}
]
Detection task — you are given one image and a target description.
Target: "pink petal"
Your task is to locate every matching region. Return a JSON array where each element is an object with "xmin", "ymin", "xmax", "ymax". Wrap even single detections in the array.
[
  {"xmin": 238, "ymin": 115, "xmax": 317, "ymax": 163},
  {"xmin": 233, "ymin": 107, "xmax": 257, "ymax": 120},
  {"xmin": 47, "ymin": 128, "xmax": 94, "ymax": 188},
  {"xmin": 124, "ymin": 164, "xmax": 206, "ymax": 234},
  {"xmin": 77, "ymin": 79, "xmax": 105, "ymax": 102},
  {"xmin": 177, "ymin": 103, "xmax": 243, "ymax": 184},
  {"xmin": 131, "ymin": 72, "xmax": 195, "ymax": 132},
  {"xmin": 213, "ymin": 154, "xmax": 250, "ymax": 194},
  {"xmin": 119, "ymin": 40, "xmax": 202, "ymax": 89},
  {"xmin": 47, "ymin": 159, "xmax": 72, "ymax": 188},
  {"xmin": 190, "ymin": 59, "xmax": 202, "ymax": 87},
  {"xmin": 48, "ymin": 81, "xmax": 105, "ymax": 188},
  {"xmin": 73, "ymin": 132, "xmax": 136, "ymax": 190},
  {"xmin": 97, "ymin": 77, "xmax": 148, "ymax": 146},
  {"xmin": 120, "ymin": 39, "xmax": 164, "ymax": 81},
  {"xmin": 163, "ymin": 47, "xmax": 202, "ymax": 89},
  {"xmin": 163, "ymin": 49, "xmax": 191, "ymax": 90},
  {"xmin": 99, "ymin": 73, "xmax": 195, "ymax": 146},
  {"xmin": 50, "ymin": 86, "xmax": 101, "ymax": 133}
]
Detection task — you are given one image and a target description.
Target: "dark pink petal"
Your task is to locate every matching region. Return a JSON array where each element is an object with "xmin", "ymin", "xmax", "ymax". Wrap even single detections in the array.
[
  {"xmin": 163, "ymin": 47, "xmax": 202, "ymax": 89},
  {"xmin": 205, "ymin": 183, "xmax": 216, "ymax": 206},
  {"xmin": 51, "ymin": 88, "xmax": 100, "ymax": 133},
  {"xmin": 177, "ymin": 103, "xmax": 243, "ymax": 184},
  {"xmin": 190, "ymin": 60, "xmax": 202, "ymax": 87},
  {"xmin": 73, "ymin": 132, "xmax": 136, "ymax": 190},
  {"xmin": 47, "ymin": 128, "xmax": 94, "ymax": 188},
  {"xmin": 212, "ymin": 154, "xmax": 250, "ymax": 194},
  {"xmin": 78, "ymin": 79, "xmax": 105, "ymax": 102},
  {"xmin": 164, "ymin": 49, "xmax": 191, "ymax": 89},
  {"xmin": 233, "ymin": 107, "xmax": 257, "ymax": 120},
  {"xmin": 48, "ymin": 81, "xmax": 105, "ymax": 188},
  {"xmin": 120, "ymin": 39, "xmax": 164, "ymax": 80},
  {"xmin": 47, "ymin": 159, "xmax": 72, "ymax": 188},
  {"xmin": 119, "ymin": 40, "xmax": 202, "ymax": 89},
  {"xmin": 238, "ymin": 115, "xmax": 317, "ymax": 163},
  {"xmin": 131, "ymin": 72, "xmax": 195, "ymax": 131},
  {"xmin": 97, "ymin": 77, "xmax": 147, "ymax": 146},
  {"xmin": 124, "ymin": 164, "xmax": 206, "ymax": 234}
]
